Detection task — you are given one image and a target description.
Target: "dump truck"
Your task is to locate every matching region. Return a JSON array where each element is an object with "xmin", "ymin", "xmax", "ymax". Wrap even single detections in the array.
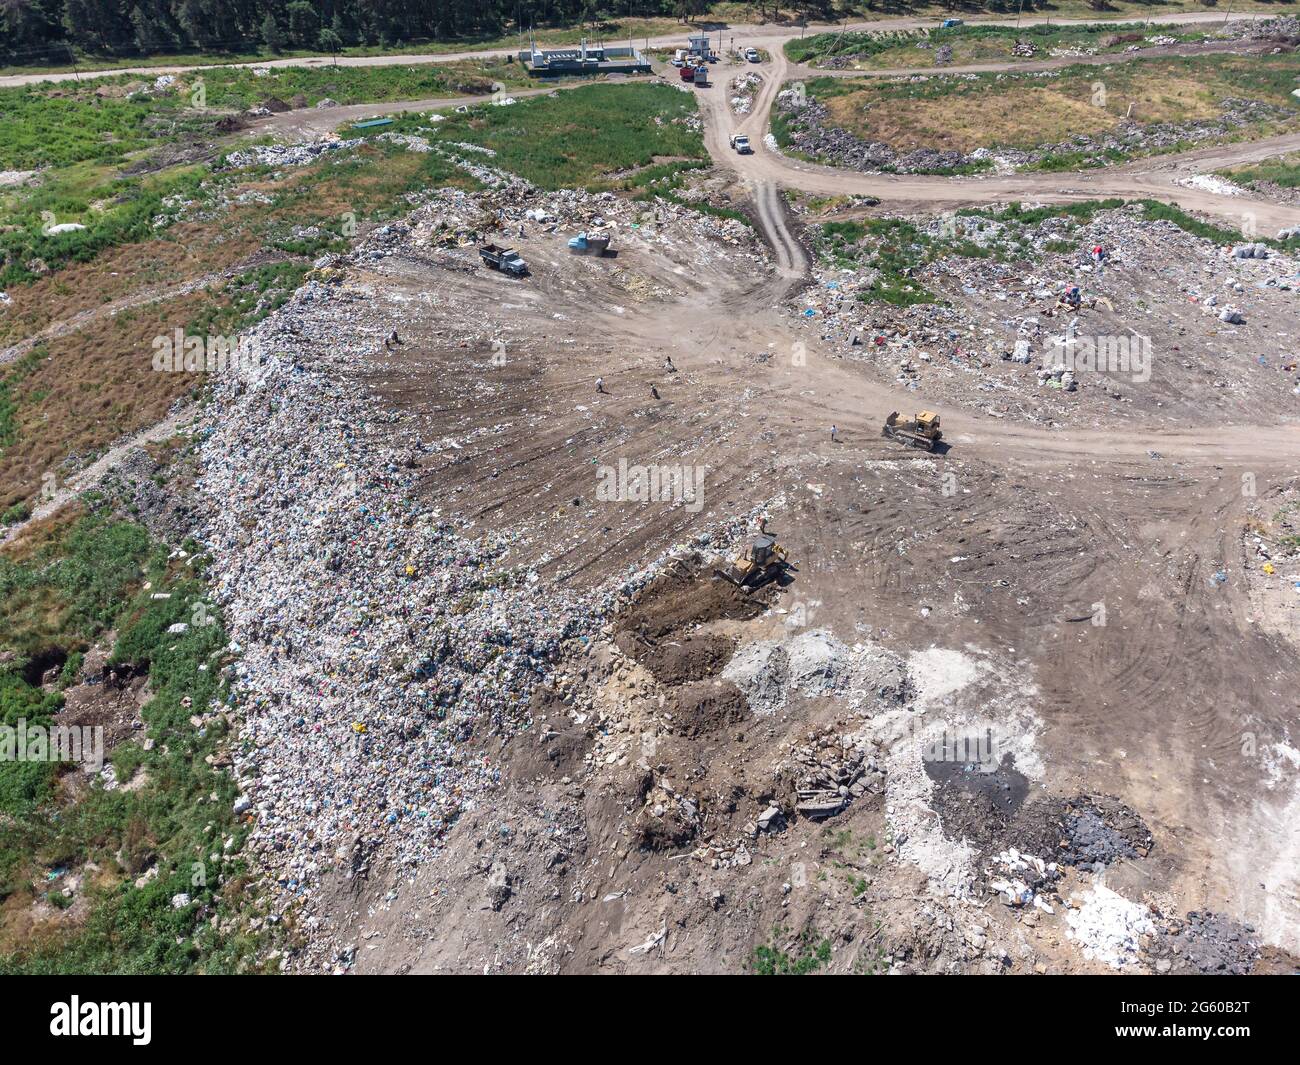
[
  {"xmin": 479, "ymin": 243, "xmax": 528, "ymax": 277},
  {"xmin": 714, "ymin": 534, "xmax": 788, "ymax": 592},
  {"xmin": 729, "ymin": 134, "xmax": 752, "ymax": 154},
  {"xmin": 882, "ymin": 410, "xmax": 943, "ymax": 451},
  {"xmin": 693, "ymin": 66, "xmax": 708, "ymax": 86},
  {"xmin": 568, "ymin": 231, "xmax": 610, "ymax": 255},
  {"xmin": 678, "ymin": 64, "xmax": 695, "ymax": 81}
]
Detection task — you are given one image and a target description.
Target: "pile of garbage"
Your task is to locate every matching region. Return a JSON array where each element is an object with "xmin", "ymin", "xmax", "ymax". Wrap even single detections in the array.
[
  {"xmin": 1219, "ymin": 15, "xmax": 1300, "ymax": 42},
  {"xmin": 985, "ymin": 847, "xmax": 1060, "ymax": 912},
  {"xmin": 796, "ymin": 202, "xmax": 1300, "ymax": 425},
  {"xmin": 199, "ymin": 280, "xmax": 623, "ymax": 963},
  {"xmin": 730, "ymin": 71, "xmax": 762, "ymax": 114},
  {"xmin": 220, "ymin": 138, "xmax": 361, "ymax": 171}
]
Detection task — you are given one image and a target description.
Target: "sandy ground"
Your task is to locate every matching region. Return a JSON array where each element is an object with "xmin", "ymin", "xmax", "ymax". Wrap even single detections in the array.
[{"xmin": 264, "ymin": 183, "xmax": 1300, "ymax": 972}]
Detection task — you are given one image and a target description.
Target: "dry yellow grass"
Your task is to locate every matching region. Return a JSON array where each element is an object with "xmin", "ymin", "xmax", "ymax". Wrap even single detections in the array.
[
  {"xmin": 0, "ymin": 290, "xmax": 210, "ymax": 510},
  {"xmin": 826, "ymin": 69, "xmax": 1232, "ymax": 153},
  {"xmin": 828, "ymin": 86, "xmax": 1116, "ymax": 153}
]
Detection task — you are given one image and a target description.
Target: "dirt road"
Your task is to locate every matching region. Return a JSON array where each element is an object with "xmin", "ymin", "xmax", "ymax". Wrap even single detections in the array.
[
  {"xmin": 0, "ymin": 11, "xmax": 1266, "ymax": 89},
  {"xmin": 698, "ymin": 41, "xmax": 1300, "ymax": 238}
]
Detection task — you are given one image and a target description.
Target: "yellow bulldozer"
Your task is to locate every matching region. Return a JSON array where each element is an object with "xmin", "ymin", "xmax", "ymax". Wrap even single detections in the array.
[
  {"xmin": 882, "ymin": 410, "xmax": 943, "ymax": 452},
  {"xmin": 714, "ymin": 534, "xmax": 788, "ymax": 592}
]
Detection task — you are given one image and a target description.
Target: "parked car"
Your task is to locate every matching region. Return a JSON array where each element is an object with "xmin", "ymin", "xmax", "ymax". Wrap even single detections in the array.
[{"xmin": 744, "ymin": 47, "xmax": 760, "ymax": 63}]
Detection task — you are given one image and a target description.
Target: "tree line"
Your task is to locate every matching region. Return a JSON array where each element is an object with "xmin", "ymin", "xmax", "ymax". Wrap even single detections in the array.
[{"xmin": 0, "ymin": 0, "xmax": 702, "ymax": 64}]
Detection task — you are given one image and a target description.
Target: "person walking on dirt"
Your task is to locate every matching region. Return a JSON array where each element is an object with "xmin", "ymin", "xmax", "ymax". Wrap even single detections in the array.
[
  {"xmin": 831, "ymin": 424, "xmax": 839, "ymax": 443},
  {"xmin": 650, "ymin": 385, "xmax": 660, "ymax": 400},
  {"xmin": 665, "ymin": 356, "xmax": 676, "ymax": 374},
  {"xmin": 595, "ymin": 377, "xmax": 605, "ymax": 394}
]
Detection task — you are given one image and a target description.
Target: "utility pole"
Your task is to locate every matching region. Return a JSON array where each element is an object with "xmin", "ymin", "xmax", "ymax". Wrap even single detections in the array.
[{"xmin": 1016, "ymin": 0, "xmax": 1026, "ymax": 31}]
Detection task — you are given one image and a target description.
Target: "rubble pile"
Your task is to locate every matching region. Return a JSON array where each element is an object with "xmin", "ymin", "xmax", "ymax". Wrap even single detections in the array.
[
  {"xmin": 786, "ymin": 726, "xmax": 885, "ymax": 820},
  {"xmin": 1066, "ymin": 883, "xmax": 1154, "ymax": 969},
  {"xmin": 775, "ymin": 79, "xmax": 1299, "ymax": 175},
  {"xmin": 1057, "ymin": 796, "xmax": 1152, "ymax": 871},
  {"xmin": 797, "ymin": 204, "xmax": 1300, "ymax": 425},
  {"xmin": 1148, "ymin": 911, "xmax": 1261, "ymax": 974},
  {"xmin": 729, "ymin": 71, "xmax": 762, "ymax": 114}
]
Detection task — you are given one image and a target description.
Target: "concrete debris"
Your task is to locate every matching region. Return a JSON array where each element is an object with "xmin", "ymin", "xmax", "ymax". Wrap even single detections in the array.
[{"xmin": 1066, "ymin": 882, "xmax": 1153, "ymax": 969}]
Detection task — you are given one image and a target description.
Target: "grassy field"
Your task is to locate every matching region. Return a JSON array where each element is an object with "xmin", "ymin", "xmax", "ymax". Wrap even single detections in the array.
[
  {"xmin": 793, "ymin": 52, "xmax": 1300, "ymax": 162},
  {"xmin": 785, "ymin": 20, "xmax": 1217, "ymax": 67},
  {"xmin": 1219, "ymin": 150, "xmax": 1300, "ymax": 190},
  {"xmin": 0, "ymin": 59, "xmax": 533, "ymax": 172},
  {"xmin": 0, "ymin": 507, "xmax": 274, "ymax": 973},
  {"xmin": 380, "ymin": 82, "xmax": 706, "ymax": 189}
]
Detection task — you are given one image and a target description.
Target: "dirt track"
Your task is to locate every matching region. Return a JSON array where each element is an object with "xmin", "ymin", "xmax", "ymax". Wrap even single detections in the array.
[
  {"xmin": 703, "ymin": 39, "xmax": 1300, "ymax": 236},
  {"xmin": 0, "ymin": 10, "xmax": 1272, "ymax": 88}
]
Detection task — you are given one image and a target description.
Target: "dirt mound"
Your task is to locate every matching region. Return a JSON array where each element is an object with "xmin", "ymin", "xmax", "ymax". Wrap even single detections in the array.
[
  {"xmin": 927, "ymin": 754, "xmax": 1034, "ymax": 853},
  {"xmin": 1059, "ymin": 795, "xmax": 1152, "ymax": 869},
  {"xmin": 615, "ymin": 569, "xmax": 768, "ymax": 642},
  {"xmin": 616, "ymin": 631, "xmax": 735, "ymax": 684},
  {"xmin": 664, "ymin": 679, "xmax": 749, "ymax": 738},
  {"xmin": 505, "ymin": 687, "xmax": 592, "ymax": 781}
]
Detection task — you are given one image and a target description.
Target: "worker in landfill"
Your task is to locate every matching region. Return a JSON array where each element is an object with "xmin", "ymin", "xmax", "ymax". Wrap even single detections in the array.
[
  {"xmin": 831, "ymin": 424, "xmax": 839, "ymax": 443},
  {"xmin": 1091, "ymin": 244, "xmax": 1107, "ymax": 266},
  {"xmin": 665, "ymin": 356, "xmax": 676, "ymax": 374},
  {"xmin": 595, "ymin": 376, "xmax": 605, "ymax": 394},
  {"xmin": 650, "ymin": 384, "xmax": 660, "ymax": 400}
]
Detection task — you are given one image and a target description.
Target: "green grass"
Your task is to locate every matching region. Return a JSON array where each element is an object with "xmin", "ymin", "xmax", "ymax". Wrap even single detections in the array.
[
  {"xmin": 0, "ymin": 511, "xmax": 273, "ymax": 974},
  {"xmin": 380, "ymin": 82, "xmax": 706, "ymax": 190},
  {"xmin": 1219, "ymin": 151, "xmax": 1300, "ymax": 191},
  {"xmin": 751, "ymin": 926, "xmax": 832, "ymax": 975},
  {"xmin": 785, "ymin": 20, "xmax": 1212, "ymax": 67},
  {"xmin": 0, "ymin": 59, "xmax": 530, "ymax": 173},
  {"xmin": 0, "ymin": 165, "xmax": 207, "ymax": 289}
]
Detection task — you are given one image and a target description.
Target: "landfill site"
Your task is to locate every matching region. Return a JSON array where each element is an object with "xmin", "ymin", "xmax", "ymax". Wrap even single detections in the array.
[{"xmin": 4, "ymin": 8, "xmax": 1300, "ymax": 982}]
